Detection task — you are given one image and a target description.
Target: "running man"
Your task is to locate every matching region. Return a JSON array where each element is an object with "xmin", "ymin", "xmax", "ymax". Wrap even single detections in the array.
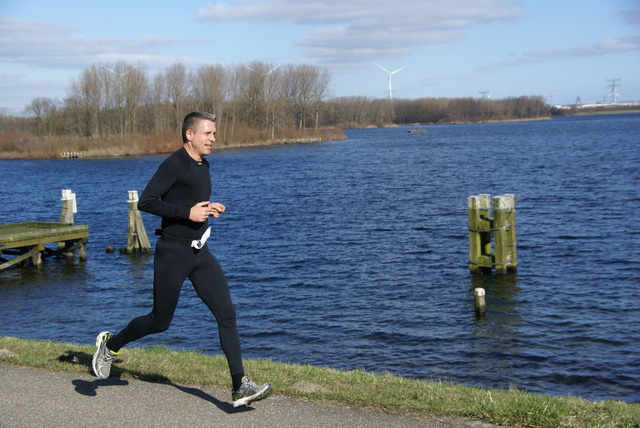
[{"xmin": 92, "ymin": 111, "xmax": 271, "ymax": 407}]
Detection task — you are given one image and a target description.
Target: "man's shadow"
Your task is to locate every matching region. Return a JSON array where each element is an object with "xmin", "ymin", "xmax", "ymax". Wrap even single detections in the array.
[{"xmin": 61, "ymin": 350, "xmax": 250, "ymax": 414}]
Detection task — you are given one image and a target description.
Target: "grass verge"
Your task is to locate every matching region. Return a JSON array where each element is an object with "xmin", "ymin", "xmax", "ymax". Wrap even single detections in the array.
[{"xmin": 1, "ymin": 336, "xmax": 638, "ymax": 427}]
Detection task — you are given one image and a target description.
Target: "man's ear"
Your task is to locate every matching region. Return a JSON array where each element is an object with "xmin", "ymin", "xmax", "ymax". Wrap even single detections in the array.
[{"xmin": 185, "ymin": 128, "xmax": 193, "ymax": 142}]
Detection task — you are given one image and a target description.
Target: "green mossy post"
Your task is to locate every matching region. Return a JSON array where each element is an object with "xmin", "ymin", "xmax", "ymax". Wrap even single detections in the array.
[
  {"xmin": 126, "ymin": 190, "xmax": 151, "ymax": 254},
  {"xmin": 493, "ymin": 196, "xmax": 508, "ymax": 274},
  {"xmin": 505, "ymin": 194, "xmax": 517, "ymax": 272},
  {"xmin": 468, "ymin": 194, "xmax": 493, "ymax": 273},
  {"xmin": 468, "ymin": 196, "xmax": 480, "ymax": 273},
  {"xmin": 493, "ymin": 194, "xmax": 517, "ymax": 274},
  {"xmin": 468, "ymin": 194, "xmax": 517, "ymax": 274}
]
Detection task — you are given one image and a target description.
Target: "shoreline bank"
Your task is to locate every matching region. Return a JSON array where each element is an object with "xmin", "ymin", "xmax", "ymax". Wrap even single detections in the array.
[{"xmin": 1, "ymin": 337, "xmax": 638, "ymax": 428}]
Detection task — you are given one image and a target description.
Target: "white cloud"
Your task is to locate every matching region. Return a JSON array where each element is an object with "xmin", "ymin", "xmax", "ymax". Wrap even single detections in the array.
[
  {"xmin": 480, "ymin": 33, "xmax": 640, "ymax": 70},
  {"xmin": 0, "ymin": 71, "xmax": 67, "ymax": 113},
  {"xmin": 195, "ymin": 0, "xmax": 522, "ymax": 65},
  {"xmin": 0, "ymin": 16, "xmax": 179, "ymax": 69}
]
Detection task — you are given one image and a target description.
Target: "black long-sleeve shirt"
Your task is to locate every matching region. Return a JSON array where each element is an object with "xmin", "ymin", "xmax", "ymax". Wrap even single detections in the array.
[{"xmin": 138, "ymin": 147, "xmax": 211, "ymax": 240}]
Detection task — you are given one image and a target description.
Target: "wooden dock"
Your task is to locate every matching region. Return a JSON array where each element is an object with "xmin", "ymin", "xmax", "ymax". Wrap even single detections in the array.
[{"xmin": 0, "ymin": 222, "xmax": 89, "ymax": 271}]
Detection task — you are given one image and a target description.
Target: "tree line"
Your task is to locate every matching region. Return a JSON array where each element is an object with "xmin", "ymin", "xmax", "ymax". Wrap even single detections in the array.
[
  {"xmin": 2, "ymin": 59, "xmax": 553, "ymax": 147},
  {"xmin": 18, "ymin": 60, "xmax": 331, "ymax": 144},
  {"xmin": 322, "ymin": 95, "xmax": 550, "ymax": 128}
]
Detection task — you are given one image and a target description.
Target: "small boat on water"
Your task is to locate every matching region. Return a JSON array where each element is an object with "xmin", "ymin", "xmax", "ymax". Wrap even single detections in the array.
[{"xmin": 408, "ymin": 129, "xmax": 426, "ymax": 133}]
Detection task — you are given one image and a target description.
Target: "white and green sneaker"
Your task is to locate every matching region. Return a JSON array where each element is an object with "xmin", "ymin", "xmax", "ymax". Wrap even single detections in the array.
[
  {"xmin": 92, "ymin": 331, "xmax": 119, "ymax": 379},
  {"xmin": 232, "ymin": 377, "xmax": 272, "ymax": 407}
]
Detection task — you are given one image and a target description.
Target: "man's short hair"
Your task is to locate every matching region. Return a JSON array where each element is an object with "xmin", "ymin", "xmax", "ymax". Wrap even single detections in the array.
[{"xmin": 182, "ymin": 111, "xmax": 217, "ymax": 143}]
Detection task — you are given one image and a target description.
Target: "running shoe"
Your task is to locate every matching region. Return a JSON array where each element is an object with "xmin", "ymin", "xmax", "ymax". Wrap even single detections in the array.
[
  {"xmin": 232, "ymin": 377, "xmax": 273, "ymax": 407},
  {"xmin": 92, "ymin": 331, "xmax": 119, "ymax": 379}
]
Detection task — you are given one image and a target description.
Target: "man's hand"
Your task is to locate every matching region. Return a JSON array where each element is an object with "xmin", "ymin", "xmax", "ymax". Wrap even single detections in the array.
[
  {"xmin": 189, "ymin": 201, "xmax": 226, "ymax": 222},
  {"xmin": 208, "ymin": 202, "xmax": 226, "ymax": 218}
]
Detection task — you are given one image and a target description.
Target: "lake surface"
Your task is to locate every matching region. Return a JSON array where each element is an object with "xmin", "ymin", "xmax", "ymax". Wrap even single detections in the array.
[{"xmin": 1, "ymin": 114, "xmax": 639, "ymax": 403}]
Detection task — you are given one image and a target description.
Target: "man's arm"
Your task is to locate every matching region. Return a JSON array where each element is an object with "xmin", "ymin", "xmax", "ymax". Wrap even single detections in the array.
[{"xmin": 138, "ymin": 160, "xmax": 191, "ymax": 219}]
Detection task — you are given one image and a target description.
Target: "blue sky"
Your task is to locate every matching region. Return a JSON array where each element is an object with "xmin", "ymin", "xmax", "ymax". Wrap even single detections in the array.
[{"xmin": 1, "ymin": 0, "xmax": 639, "ymax": 114}]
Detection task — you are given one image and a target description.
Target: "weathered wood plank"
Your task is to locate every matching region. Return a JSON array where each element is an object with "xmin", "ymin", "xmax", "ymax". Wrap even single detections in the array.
[
  {"xmin": 0, "ymin": 222, "xmax": 88, "ymax": 249},
  {"xmin": 0, "ymin": 250, "xmax": 33, "ymax": 270},
  {"xmin": 0, "ymin": 221, "xmax": 89, "ymax": 270}
]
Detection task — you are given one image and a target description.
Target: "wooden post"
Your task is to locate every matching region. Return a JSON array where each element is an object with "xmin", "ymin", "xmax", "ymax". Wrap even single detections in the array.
[
  {"xmin": 493, "ymin": 195, "xmax": 508, "ymax": 274},
  {"xmin": 474, "ymin": 287, "xmax": 486, "ymax": 316},
  {"xmin": 126, "ymin": 191, "xmax": 151, "ymax": 253},
  {"xmin": 468, "ymin": 194, "xmax": 493, "ymax": 273},
  {"xmin": 126, "ymin": 191, "xmax": 138, "ymax": 253},
  {"xmin": 59, "ymin": 189, "xmax": 77, "ymax": 258},
  {"xmin": 60, "ymin": 189, "xmax": 76, "ymax": 224},
  {"xmin": 468, "ymin": 196, "xmax": 481, "ymax": 274},
  {"xmin": 77, "ymin": 240, "xmax": 87, "ymax": 260},
  {"xmin": 493, "ymin": 195, "xmax": 517, "ymax": 274},
  {"xmin": 31, "ymin": 244, "xmax": 45, "ymax": 269},
  {"xmin": 478, "ymin": 194, "xmax": 492, "ymax": 265},
  {"xmin": 504, "ymin": 194, "xmax": 517, "ymax": 273}
]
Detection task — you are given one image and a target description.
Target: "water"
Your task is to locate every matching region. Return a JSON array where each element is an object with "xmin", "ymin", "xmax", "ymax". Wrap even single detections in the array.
[{"xmin": 1, "ymin": 114, "xmax": 639, "ymax": 403}]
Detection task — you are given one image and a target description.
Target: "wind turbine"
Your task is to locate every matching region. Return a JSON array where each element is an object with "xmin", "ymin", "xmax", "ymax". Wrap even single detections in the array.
[
  {"xmin": 245, "ymin": 64, "xmax": 282, "ymax": 75},
  {"xmin": 265, "ymin": 64, "xmax": 282, "ymax": 75},
  {"xmin": 100, "ymin": 64, "xmax": 137, "ymax": 78},
  {"xmin": 375, "ymin": 63, "xmax": 406, "ymax": 100}
]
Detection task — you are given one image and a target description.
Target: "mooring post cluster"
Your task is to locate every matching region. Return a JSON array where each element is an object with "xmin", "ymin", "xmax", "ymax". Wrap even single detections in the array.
[
  {"xmin": 468, "ymin": 194, "xmax": 518, "ymax": 317},
  {"xmin": 468, "ymin": 194, "xmax": 518, "ymax": 275}
]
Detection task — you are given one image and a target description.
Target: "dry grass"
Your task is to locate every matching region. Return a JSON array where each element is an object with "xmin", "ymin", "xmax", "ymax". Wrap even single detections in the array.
[{"xmin": 0, "ymin": 128, "xmax": 346, "ymax": 159}]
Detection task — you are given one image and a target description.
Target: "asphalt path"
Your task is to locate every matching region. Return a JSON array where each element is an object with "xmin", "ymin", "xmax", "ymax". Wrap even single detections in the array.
[{"xmin": 0, "ymin": 364, "xmax": 501, "ymax": 427}]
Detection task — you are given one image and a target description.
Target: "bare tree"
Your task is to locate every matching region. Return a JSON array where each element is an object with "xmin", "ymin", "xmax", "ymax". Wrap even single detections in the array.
[
  {"xmin": 238, "ymin": 61, "xmax": 269, "ymax": 130},
  {"xmin": 285, "ymin": 64, "xmax": 329, "ymax": 130},
  {"xmin": 67, "ymin": 64, "xmax": 103, "ymax": 138},
  {"xmin": 163, "ymin": 63, "xmax": 189, "ymax": 133},
  {"xmin": 266, "ymin": 66, "xmax": 288, "ymax": 140},
  {"xmin": 311, "ymin": 67, "xmax": 330, "ymax": 131},
  {"xmin": 192, "ymin": 63, "xmax": 228, "ymax": 135},
  {"xmin": 122, "ymin": 63, "xmax": 147, "ymax": 135},
  {"xmin": 25, "ymin": 97, "xmax": 58, "ymax": 137},
  {"xmin": 100, "ymin": 61, "xmax": 146, "ymax": 136},
  {"xmin": 225, "ymin": 65, "xmax": 244, "ymax": 142},
  {"xmin": 149, "ymin": 72, "xmax": 167, "ymax": 134}
]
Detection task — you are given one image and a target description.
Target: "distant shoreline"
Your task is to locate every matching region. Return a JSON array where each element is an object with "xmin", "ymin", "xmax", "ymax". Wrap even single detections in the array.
[
  {"xmin": 2, "ymin": 111, "xmax": 637, "ymax": 160},
  {"xmin": 0, "ymin": 132, "xmax": 346, "ymax": 161}
]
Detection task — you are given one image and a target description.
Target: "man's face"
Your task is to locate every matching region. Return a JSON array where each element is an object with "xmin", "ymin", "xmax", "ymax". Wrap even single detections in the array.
[{"xmin": 186, "ymin": 119, "xmax": 216, "ymax": 160}]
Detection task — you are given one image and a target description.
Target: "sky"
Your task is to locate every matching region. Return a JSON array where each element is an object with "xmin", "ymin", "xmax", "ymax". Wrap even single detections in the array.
[{"xmin": 1, "ymin": 0, "xmax": 639, "ymax": 115}]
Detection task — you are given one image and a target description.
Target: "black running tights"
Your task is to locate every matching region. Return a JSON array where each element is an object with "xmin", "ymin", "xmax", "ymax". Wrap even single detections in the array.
[{"xmin": 107, "ymin": 238, "xmax": 244, "ymax": 376}]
